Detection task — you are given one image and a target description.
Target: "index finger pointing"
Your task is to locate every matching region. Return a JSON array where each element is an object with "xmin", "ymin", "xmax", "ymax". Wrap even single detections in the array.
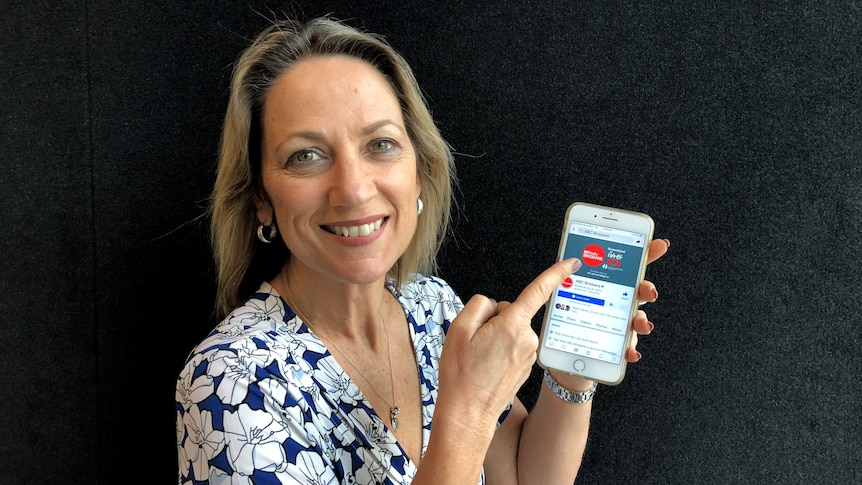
[{"xmin": 504, "ymin": 258, "xmax": 582, "ymax": 321}]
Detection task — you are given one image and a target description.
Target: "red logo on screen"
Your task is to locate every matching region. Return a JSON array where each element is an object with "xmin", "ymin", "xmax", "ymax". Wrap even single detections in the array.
[
  {"xmin": 561, "ymin": 277, "xmax": 573, "ymax": 288},
  {"xmin": 582, "ymin": 244, "xmax": 605, "ymax": 266}
]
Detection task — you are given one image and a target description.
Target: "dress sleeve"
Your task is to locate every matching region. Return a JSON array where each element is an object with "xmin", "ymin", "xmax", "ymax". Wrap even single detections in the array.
[
  {"xmin": 403, "ymin": 275, "xmax": 513, "ymax": 429},
  {"xmin": 175, "ymin": 332, "xmax": 340, "ymax": 484}
]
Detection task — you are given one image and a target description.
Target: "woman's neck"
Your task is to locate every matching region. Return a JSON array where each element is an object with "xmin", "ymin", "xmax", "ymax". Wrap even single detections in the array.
[{"xmin": 273, "ymin": 260, "xmax": 392, "ymax": 345}]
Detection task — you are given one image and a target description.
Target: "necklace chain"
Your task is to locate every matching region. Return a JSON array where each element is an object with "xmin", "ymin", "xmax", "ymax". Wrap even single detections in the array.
[{"xmin": 282, "ymin": 284, "xmax": 401, "ymax": 430}]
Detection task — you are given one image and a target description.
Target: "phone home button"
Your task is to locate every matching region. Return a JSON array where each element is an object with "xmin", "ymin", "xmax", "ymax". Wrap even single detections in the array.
[{"xmin": 573, "ymin": 360, "xmax": 586, "ymax": 372}]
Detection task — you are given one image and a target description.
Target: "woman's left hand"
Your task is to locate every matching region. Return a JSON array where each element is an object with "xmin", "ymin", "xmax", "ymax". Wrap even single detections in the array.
[{"xmin": 626, "ymin": 238, "xmax": 670, "ymax": 362}]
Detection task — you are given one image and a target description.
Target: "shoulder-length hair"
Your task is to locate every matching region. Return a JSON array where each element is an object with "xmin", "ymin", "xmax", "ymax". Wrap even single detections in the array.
[{"xmin": 210, "ymin": 17, "xmax": 455, "ymax": 317}]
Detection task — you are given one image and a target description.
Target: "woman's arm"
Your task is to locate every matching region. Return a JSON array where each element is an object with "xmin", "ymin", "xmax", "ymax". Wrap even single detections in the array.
[{"xmin": 484, "ymin": 238, "xmax": 669, "ymax": 484}]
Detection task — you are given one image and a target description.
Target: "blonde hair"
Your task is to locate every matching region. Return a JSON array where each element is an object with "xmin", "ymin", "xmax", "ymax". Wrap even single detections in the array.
[{"xmin": 210, "ymin": 17, "xmax": 455, "ymax": 317}]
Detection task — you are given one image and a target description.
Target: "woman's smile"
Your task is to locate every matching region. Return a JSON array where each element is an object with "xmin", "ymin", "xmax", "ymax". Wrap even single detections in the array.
[{"xmin": 323, "ymin": 216, "xmax": 385, "ymax": 237}]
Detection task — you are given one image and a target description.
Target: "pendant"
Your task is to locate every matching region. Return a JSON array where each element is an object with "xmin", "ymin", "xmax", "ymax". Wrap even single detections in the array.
[{"xmin": 390, "ymin": 406, "xmax": 400, "ymax": 430}]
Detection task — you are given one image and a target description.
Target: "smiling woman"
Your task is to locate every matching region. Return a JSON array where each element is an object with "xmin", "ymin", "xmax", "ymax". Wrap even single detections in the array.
[
  {"xmin": 174, "ymin": 15, "xmax": 667, "ymax": 485},
  {"xmin": 255, "ymin": 55, "xmax": 421, "ymax": 287},
  {"xmin": 208, "ymin": 18, "xmax": 455, "ymax": 317}
]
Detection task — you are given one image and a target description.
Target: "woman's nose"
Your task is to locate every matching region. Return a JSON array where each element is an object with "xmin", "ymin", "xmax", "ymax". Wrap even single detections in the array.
[{"xmin": 327, "ymin": 152, "xmax": 376, "ymax": 207}]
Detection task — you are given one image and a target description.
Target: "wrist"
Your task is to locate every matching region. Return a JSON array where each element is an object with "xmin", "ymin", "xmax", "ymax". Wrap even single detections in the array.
[
  {"xmin": 543, "ymin": 369, "xmax": 597, "ymax": 404},
  {"xmin": 545, "ymin": 369, "xmax": 595, "ymax": 391},
  {"xmin": 431, "ymin": 391, "xmax": 498, "ymax": 442}
]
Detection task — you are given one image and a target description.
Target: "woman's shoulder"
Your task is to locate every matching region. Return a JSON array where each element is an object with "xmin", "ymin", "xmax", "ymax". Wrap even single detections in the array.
[
  {"xmin": 186, "ymin": 281, "xmax": 291, "ymax": 360},
  {"xmin": 394, "ymin": 274, "xmax": 464, "ymax": 326},
  {"xmin": 396, "ymin": 273, "xmax": 460, "ymax": 300}
]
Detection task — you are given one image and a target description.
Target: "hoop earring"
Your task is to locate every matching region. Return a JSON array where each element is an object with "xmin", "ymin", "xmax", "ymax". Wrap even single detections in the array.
[
  {"xmin": 417, "ymin": 198, "xmax": 424, "ymax": 216},
  {"xmin": 257, "ymin": 222, "xmax": 278, "ymax": 243}
]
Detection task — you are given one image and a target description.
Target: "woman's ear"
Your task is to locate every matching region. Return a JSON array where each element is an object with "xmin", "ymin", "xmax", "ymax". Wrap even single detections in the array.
[{"xmin": 254, "ymin": 194, "xmax": 274, "ymax": 225}]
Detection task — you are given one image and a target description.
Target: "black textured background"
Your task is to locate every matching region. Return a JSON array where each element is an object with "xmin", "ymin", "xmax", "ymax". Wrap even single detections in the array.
[{"xmin": 1, "ymin": 1, "xmax": 859, "ymax": 483}]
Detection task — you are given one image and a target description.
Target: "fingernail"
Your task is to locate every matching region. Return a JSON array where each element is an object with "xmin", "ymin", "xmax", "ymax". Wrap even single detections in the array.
[
  {"xmin": 647, "ymin": 321, "xmax": 655, "ymax": 333},
  {"xmin": 664, "ymin": 239, "xmax": 671, "ymax": 248},
  {"xmin": 569, "ymin": 258, "xmax": 582, "ymax": 271},
  {"xmin": 634, "ymin": 351, "xmax": 642, "ymax": 362},
  {"xmin": 651, "ymin": 287, "xmax": 659, "ymax": 301}
]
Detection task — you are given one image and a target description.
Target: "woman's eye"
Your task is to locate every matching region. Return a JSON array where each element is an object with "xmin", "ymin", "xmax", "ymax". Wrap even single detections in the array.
[
  {"xmin": 286, "ymin": 149, "xmax": 320, "ymax": 166},
  {"xmin": 371, "ymin": 139, "xmax": 395, "ymax": 152}
]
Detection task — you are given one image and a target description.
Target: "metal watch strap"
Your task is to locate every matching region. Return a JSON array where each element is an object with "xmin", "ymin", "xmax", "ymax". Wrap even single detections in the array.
[{"xmin": 543, "ymin": 369, "xmax": 597, "ymax": 404}]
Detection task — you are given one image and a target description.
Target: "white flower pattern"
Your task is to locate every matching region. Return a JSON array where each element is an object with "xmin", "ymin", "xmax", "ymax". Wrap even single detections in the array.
[{"xmin": 176, "ymin": 275, "xmax": 508, "ymax": 484}]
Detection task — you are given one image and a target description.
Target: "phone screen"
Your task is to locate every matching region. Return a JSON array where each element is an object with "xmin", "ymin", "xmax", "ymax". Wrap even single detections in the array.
[{"xmin": 543, "ymin": 220, "xmax": 649, "ymax": 364}]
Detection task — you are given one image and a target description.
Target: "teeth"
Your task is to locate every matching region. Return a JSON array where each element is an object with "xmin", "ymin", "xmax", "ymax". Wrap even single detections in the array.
[{"xmin": 328, "ymin": 218, "xmax": 383, "ymax": 237}]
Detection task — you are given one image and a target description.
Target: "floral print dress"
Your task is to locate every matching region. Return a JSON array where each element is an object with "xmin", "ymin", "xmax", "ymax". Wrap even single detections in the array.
[{"xmin": 176, "ymin": 275, "xmax": 508, "ymax": 484}]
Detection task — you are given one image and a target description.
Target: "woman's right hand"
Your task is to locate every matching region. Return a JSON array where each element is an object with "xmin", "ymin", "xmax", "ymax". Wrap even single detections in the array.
[{"xmin": 435, "ymin": 258, "xmax": 582, "ymax": 429}]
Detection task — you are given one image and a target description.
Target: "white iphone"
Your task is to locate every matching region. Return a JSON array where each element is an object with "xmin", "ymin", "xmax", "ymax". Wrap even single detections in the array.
[{"xmin": 537, "ymin": 202, "xmax": 655, "ymax": 385}]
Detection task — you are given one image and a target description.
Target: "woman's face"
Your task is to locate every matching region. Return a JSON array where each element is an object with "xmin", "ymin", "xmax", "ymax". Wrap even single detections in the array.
[{"xmin": 257, "ymin": 54, "xmax": 420, "ymax": 286}]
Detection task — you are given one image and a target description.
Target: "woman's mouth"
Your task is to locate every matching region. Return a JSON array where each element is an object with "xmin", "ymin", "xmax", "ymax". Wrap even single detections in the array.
[{"xmin": 323, "ymin": 217, "xmax": 385, "ymax": 237}]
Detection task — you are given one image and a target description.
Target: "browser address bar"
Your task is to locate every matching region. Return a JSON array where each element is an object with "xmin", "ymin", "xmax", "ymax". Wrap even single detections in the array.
[{"xmin": 575, "ymin": 226, "xmax": 635, "ymax": 244}]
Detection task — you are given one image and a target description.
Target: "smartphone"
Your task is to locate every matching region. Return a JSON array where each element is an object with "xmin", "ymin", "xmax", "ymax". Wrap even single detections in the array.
[{"xmin": 537, "ymin": 202, "xmax": 654, "ymax": 385}]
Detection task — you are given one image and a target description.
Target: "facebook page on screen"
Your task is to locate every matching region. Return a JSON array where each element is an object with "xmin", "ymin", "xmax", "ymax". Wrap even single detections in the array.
[{"xmin": 544, "ymin": 221, "xmax": 648, "ymax": 364}]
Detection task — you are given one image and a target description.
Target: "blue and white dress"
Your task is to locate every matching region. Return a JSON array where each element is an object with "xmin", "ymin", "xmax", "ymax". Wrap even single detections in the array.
[{"xmin": 175, "ymin": 274, "xmax": 510, "ymax": 484}]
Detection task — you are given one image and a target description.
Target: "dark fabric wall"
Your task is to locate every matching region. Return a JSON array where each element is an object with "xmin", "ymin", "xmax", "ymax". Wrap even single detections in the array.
[{"xmin": 1, "ymin": 1, "xmax": 859, "ymax": 483}]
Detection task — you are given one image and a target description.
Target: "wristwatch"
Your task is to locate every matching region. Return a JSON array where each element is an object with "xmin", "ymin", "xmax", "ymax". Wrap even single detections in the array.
[{"xmin": 543, "ymin": 369, "xmax": 597, "ymax": 404}]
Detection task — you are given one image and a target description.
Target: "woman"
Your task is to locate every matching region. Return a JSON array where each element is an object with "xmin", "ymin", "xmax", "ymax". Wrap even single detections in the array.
[{"xmin": 175, "ymin": 16, "xmax": 668, "ymax": 484}]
